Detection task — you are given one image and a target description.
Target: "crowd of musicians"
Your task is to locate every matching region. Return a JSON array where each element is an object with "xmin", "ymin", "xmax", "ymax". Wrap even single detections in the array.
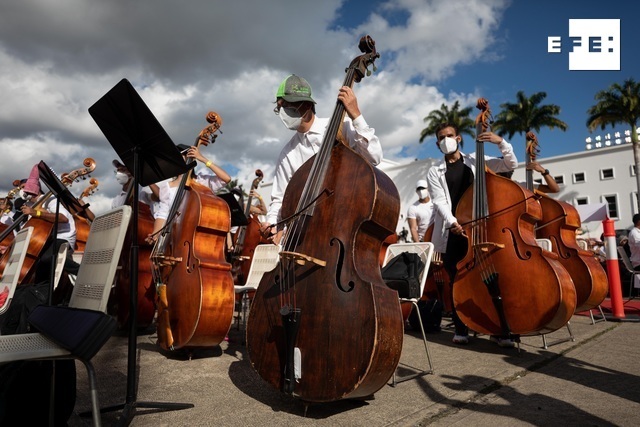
[{"xmin": 0, "ymin": 70, "xmax": 634, "ymax": 405}]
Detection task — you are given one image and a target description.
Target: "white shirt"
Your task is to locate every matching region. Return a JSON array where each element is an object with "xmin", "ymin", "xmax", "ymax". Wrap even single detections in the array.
[
  {"xmin": 153, "ymin": 171, "xmax": 227, "ymax": 220},
  {"xmin": 42, "ymin": 197, "xmax": 77, "ymax": 249},
  {"xmin": 266, "ymin": 115, "xmax": 382, "ymax": 225},
  {"xmin": 111, "ymin": 185, "xmax": 154, "ymax": 209},
  {"xmin": 407, "ymin": 200, "xmax": 434, "ymax": 242},
  {"xmin": 628, "ymin": 227, "xmax": 640, "ymax": 267},
  {"xmin": 427, "ymin": 141, "xmax": 517, "ymax": 253}
]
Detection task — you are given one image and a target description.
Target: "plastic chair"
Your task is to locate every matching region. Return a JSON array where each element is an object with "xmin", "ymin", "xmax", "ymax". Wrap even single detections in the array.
[
  {"xmin": 0, "ymin": 227, "xmax": 34, "ymax": 316},
  {"xmin": 617, "ymin": 246, "xmax": 640, "ymax": 299},
  {"xmin": 382, "ymin": 242, "xmax": 435, "ymax": 386},
  {"xmin": 0, "ymin": 205, "xmax": 131, "ymax": 426},
  {"xmin": 235, "ymin": 244, "xmax": 280, "ymax": 334}
]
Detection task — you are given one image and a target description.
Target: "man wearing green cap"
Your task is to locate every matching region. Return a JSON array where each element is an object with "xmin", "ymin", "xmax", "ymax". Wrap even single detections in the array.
[{"xmin": 262, "ymin": 74, "xmax": 382, "ymax": 243}]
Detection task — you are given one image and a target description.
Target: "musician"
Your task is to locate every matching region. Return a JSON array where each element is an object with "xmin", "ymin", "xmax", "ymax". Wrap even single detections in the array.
[
  {"xmin": 0, "ymin": 198, "xmax": 15, "ymax": 254},
  {"xmin": 628, "ymin": 213, "xmax": 640, "ymax": 270},
  {"xmin": 261, "ymin": 74, "xmax": 381, "ymax": 243},
  {"xmin": 427, "ymin": 122, "xmax": 517, "ymax": 346},
  {"xmin": 497, "ymin": 161, "xmax": 560, "ymax": 194},
  {"xmin": 11, "ymin": 179, "xmax": 28, "ymax": 221},
  {"xmin": 146, "ymin": 144, "xmax": 231, "ymax": 243},
  {"xmin": 19, "ymin": 165, "xmax": 80, "ymax": 283},
  {"xmin": 407, "ymin": 180, "xmax": 434, "ymax": 243}
]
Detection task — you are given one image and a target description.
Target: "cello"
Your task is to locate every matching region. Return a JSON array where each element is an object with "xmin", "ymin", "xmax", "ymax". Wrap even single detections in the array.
[
  {"xmin": 151, "ymin": 111, "xmax": 235, "ymax": 351},
  {"xmin": 525, "ymin": 132, "xmax": 608, "ymax": 312},
  {"xmin": 73, "ymin": 177, "xmax": 99, "ymax": 254},
  {"xmin": 452, "ymin": 99, "xmax": 576, "ymax": 336},
  {"xmin": 110, "ymin": 174, "xmax": 156, "ymax": 329},
  {"xmin": 230, "ymin": 169, "xmax": 265, "ymax": 286},
  {"xmin": 0, "ymin": 159, "xmax": 96, "ymax": 284},
  {"xmin": 247, "ymin": 36, "xmax": 403, "ymax": 403}
]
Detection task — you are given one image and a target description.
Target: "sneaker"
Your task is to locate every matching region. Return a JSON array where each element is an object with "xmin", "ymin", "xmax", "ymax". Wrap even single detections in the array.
[
  {"xmin": 490, "ymin": 336, "xmax": 515, "ymax": 348},
  {"xmin": 452, "ymin": 334, "xmax": 469, "ymax": 344}
]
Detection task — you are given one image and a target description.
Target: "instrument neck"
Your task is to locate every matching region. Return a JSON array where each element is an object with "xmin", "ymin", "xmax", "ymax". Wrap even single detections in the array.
[{"xmin": 525, "ymin": 153, "xmax": 534, "ymax": 191}]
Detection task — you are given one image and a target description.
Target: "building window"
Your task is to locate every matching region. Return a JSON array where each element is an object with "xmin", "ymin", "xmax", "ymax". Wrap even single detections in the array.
[
  {"xmin": 573, "ymin": 172, "xmax": 586, "ymax": 184},
  {"xmin": 602, "ymin": 194, "xmax": 619, "ymax": 219},
  {"xmin": 600, "ymin": 168, "xmax": 615, "ymax": 180},
  {"xmin": 554, "ymin": 175, "xmax": 565, "ymax": 185},
  {"xmin": 631, "ymin": 165, "xmax": 637, "ymax": 177},
  {"xmin": 534, "ymin": 178, "xmax": 542, "ymax": 185},
  {"xmin": 575, "ymin": 197, "xmax": 589, "ymax": 205},
  {"xmin": 633, "ymin": 192, "xmax": 639, "ymax": 215}
]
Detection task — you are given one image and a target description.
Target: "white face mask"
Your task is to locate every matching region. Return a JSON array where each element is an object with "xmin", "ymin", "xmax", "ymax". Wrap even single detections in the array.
[
  {"xmin": 417, "ymin": 189, "xmax": 429, "ymax": 200},
  {"xmin": 438, "ymin": 136, "xmax": 459, "ymax": 155},
  {"xmin": 19, "ymin": 189, "xmax": 33, "ymax": 201},
  {"xmin": 279, "ymin": 106, "xmax": 303, "ymax": 130},
  {"xmin": 115, "ymin": 171, "xmax": 130, "ymax": 185}
]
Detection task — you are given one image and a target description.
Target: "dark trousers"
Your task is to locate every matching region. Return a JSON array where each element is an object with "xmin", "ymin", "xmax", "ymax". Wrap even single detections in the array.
[
  {"xmin": 34, "ymin": 239, "xmax": 80, "ymax": 284},
  {"xmin": 443, "ymin": 233, "xmax": 469, "ymax": 336}
]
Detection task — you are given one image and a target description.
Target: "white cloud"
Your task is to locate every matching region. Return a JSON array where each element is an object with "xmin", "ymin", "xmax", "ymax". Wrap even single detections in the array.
[{"xmin": 0, "ymin": 0, "xmax": 509, "ymax": 215}]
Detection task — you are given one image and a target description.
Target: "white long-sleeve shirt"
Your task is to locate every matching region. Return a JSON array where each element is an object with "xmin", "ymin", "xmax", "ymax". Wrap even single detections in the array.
[
  {"xmin": 427, "ymin": 140, "xmax": 518, "ymax": 253},
  {"xmin": 628, "ymin": 226, "xmax": 640, "ymax": 268},
  {"xmin": 266, "ymin": 115, "xmax": 381, "ymax": 225}
]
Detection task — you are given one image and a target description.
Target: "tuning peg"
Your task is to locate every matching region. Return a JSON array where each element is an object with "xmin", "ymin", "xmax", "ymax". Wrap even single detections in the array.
[{"xmin": 366, "ymin": 70, "xmax": 372, "ymax": 77}]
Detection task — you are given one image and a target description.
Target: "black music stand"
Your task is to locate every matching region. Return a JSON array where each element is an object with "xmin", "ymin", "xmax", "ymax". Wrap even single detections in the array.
[
  {"xmin": 37, "ymin": 160, "xmax": 89, "ymax": 304},
  {"xmin": 88, "ymin": 78, "xmax": 194, "ymax": 426},
  {"xmin": 217, "ymin": 192, "xmax": 249, "ymax": 227}
]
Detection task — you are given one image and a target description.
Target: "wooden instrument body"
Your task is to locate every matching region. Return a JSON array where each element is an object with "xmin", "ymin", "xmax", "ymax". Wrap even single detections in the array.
[
  {"xmin": 453, "ymin": 173, "xmax": 576, "ymax": 335},
  {"xmin": 111, "ymin": 201, "xmax": 156, "ymax": 329},
  {"xmin": 247, "ymin": 143, "xmax": 403, "ymax": 402},
  {"xmin": 162, "ymin": 182, "xmax": 235, "ymax": 348},
  {"xmin": 536, "ymin": 194, "xmax": 608, "ymax": 312}
]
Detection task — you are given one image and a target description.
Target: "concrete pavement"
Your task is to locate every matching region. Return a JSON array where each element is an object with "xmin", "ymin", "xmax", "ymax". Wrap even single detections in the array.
[{"xmin": 68, "ymin": 309, "xmax": 640, "ymax": 426}]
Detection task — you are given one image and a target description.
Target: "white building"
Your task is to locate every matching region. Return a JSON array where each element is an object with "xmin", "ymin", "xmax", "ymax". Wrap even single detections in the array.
[{"xmin": 256, "ymin": 138, "xmax": 638, "ymax": 241}]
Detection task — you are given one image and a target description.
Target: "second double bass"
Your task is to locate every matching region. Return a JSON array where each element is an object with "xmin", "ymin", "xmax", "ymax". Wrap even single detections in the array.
[{"xmin": 452, "ymin": 99, "xmax": 576, "ymax": 336}]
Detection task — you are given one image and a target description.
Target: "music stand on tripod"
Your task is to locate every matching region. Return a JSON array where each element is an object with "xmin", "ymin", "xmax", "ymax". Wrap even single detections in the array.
[{"xmin": 88, "ymin": 78, "xmax": 194, "ymax": 425}]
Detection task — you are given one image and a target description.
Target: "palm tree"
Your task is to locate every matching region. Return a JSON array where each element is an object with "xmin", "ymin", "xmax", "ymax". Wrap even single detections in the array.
[
  {"xmin": 492, "ymin": 91, "xmax": 568, "ymax": 140},
  {"xmin": 419, "ymin": 101, "xmax": 475, "ymax": 147},
  {"xmin": 587, "ymin": 78, "xmax": 640, "ymax": 212}
]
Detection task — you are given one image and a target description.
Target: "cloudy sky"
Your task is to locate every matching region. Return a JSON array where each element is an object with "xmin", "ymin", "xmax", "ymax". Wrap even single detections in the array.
[{"xmin": 0, "ymin": 0, "xmax": 637, "ymax": 215}]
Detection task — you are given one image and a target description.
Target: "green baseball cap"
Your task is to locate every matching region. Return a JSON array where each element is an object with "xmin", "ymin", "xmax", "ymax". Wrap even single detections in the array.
[{"xmin": 275, "ymin": 74, "xmax": 316, "ymax": 104}]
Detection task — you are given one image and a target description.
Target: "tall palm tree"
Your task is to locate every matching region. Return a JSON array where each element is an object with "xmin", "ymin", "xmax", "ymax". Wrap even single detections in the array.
[
  {"xmin": 419, "ymin": 101, "xmax": 475, "ymax": 147},
  {"xmin": 492, "ymin": 91, "xmax": 568, "ymax": 140},
  {"xmin": 587, "ymin": 78, "xmax": 640, "ymax": 212}
]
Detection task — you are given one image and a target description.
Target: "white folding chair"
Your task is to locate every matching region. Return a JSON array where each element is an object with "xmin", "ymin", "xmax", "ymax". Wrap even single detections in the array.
[
  {"xmin": 0, "ymin": 205, "xmax": 131, "ymax": 426},
  {"xmin": 235, "ymin": 244, "xmax": 280, "ymax": 335},
  {"xmin": 617, "ymin": 246, "xmax": 640, "ymax": 299},
  {"xmin": 0, "ymin": 227, "xmax": 34, "ymax": 317},
  {"xmin": 382, "ymin": 242, "xmax": 435, "ymax": 386}
]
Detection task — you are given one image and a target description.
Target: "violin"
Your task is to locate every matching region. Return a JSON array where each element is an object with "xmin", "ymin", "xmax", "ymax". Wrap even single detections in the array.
[
  {"xmin": 526, "ymin": 132, "xmax": 608, "ymax": 312},
  {"xmin": 152, "ymin": 111, "xmax": 235, "ymax": 351},
  {"xmin": 452, "ymin": 99, "xmax": 576, "ymax": 336},
  {"xmin": 230, "ymin": 169, "xmax": 265, "ymax": 286},
  {"xmin": 247, "ymin": 36, "xmax": 403, "ymax": 402}
]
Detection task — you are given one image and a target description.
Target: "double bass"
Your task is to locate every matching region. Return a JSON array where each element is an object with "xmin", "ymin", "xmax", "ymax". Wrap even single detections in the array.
[
  {"xmin": 452, "ymin": 99, "xmax": 576, "ymax": 336},
  {"xmin": 525, "ymin": 132, "xmax": 608, "ymax": 312},
  {"xmin": 230, "ymin": 169, "xmax": 265, "ymax": 286},
  {"xmin": 247, "ymin": 36, "xmax": 403, "ymax": 403},
  {"xmin": 111, "ymin": 175, "xmax": 156, "ymax": 329},
  {"xmin": 0, "ymin": 159, "xmax": 96, "ymax": 284},
  {"xmin": 151, "ymin": 111, "xmax": 235, "ymax": 351}
]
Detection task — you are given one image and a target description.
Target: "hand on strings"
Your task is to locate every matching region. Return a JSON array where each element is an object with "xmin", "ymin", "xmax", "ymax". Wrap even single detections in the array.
[
  {"xmin": 337, "ymin": 86, "xmax": 361, "ymax": 120},
  {"xmin": 450, "ymin": 221, "xmax": 465, "ymax": 236},
  {"xmin": 526, "ymin": 161, "xmax": 546, "ymax": 174},
  {"xmin": 186, "ymin": 146, "xmax": 207, "ymax": 163},
  {"xmin": 260, "ymin": 222, "xmax": 282, "ymax": 245},
  {"xmin": 477, "ymin": 132, "xmax": 503, "ymax": 145}
]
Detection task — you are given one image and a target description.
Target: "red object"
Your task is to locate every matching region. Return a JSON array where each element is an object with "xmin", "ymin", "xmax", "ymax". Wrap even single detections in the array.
[{"xmin": 603, "ymin": 218, "xmax": 625, "ymax": 318}]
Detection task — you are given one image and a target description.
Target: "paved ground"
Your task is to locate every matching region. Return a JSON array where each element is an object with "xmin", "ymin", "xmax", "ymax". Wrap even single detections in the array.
[{"xmin": 67, "ymin": 308, "xmax": 640, "ymax": 427}]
